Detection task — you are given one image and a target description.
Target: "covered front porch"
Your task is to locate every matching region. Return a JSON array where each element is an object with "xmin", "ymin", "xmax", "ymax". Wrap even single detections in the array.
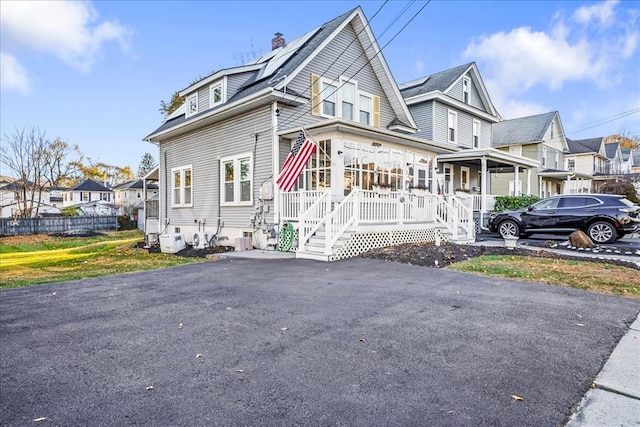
[
  {"xmin": 436, "ymin": 149, "xmax": 540, "ymax": 227},
  {"xmin": 274, "ymin": 122, "xmax": 473, "ymax": 261}
]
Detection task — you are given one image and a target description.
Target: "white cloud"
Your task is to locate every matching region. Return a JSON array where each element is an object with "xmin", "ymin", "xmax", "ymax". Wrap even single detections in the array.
[
  {"xmin": 573, "ymin": 0, "xmax": 618, "ymax": 26},
  {"xmin": 462, "ymin": 0, "xmax": 639, "ymax": 116},
  {"xmin": 0, "ymin": 0, "xmax": 131, "ymax": 73},
  {"xmin": 484, "ymin": 79, "xmax": 547, "ymax": 119},
  {"xmin": 0, "ymin": 52, "xmax": 30, "ymax": 94}
]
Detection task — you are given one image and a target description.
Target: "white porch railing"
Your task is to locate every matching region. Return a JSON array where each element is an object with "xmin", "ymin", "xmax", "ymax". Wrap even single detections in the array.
[
  {"xmin": 437, "ymin": 195, "xmax": 474, "ymax": 240},
  {"xmin": 281, "ymin": 190, "xmax": 326, "ymax": 221},
  {"xmin": 469, "ymin": 194, "xmax": 496, "ymax": 212},
  {"xmin": 290, "ymin": 188, "xmax": 474, "ymax": 255},
  {"xmin": 298, "ymin": 190, "xmax": 332, "ymax": 251}
]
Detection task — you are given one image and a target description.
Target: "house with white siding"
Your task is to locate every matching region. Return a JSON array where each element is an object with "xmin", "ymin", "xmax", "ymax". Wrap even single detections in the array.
[
  {"xmin": 145, "ymin": 7, "xmax": 475, "ymax": 260},
  {"xmin": 564, "ymin": 137, "xmax": 608, "ymax": 193},
  {"xmin": 399, "ymin": 63, "xmax": 539, "ymax": 216},
  {"xmin": 63, "ymin": 179, "xmax": 113, "ymax": 207}
]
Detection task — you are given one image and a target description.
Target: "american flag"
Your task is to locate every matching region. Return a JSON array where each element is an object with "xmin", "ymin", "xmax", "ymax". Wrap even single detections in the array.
[{"xmin": 276, "ymin": 131, "xmax": 316, "ymax": 192}]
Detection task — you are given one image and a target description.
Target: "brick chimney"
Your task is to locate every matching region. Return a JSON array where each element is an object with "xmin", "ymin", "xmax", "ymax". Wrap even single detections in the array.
[{"xmin": 271, "ymin": 32, "xmax": 285, "ymax": 50}]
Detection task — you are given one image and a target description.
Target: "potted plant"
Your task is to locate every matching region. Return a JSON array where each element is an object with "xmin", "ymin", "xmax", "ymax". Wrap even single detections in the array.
[
  {"xmin": 373, "ymin": 182, "xmax": 392, "ymax": 195},
  {"xmin": 410, "ymin": 185, "xmax": 429, "ymax": 197}
]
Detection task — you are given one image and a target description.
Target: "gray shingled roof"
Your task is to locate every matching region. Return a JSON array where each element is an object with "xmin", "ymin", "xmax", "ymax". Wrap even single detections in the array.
[
  {"xmin": 621, "ymin": 147, "xmax": 631, "ymax": 161},
  {"xmin": 113, "ymin": 179, "xmax": 158, "ymax": 191},
  {"xmin": 604, "ymin": 141, "xmax": 619, "ymax": 159},
  {"xmin": 566, "ymin": 137, "xmax": 603, "ymax": 154},
  {"xmin": 72, "ymin": 179, "xmax": 112, "ymax": 192},
  {"xmin": 492, "ymin": 111, "xmax": 558, "ymax": 147},
  {"xmin": 399, "ymin": 63, "xmax": 473, "ymax": 99},
  {"xmin": 145, "ymin": 8, "xmax": 356, "ymax": 139}
]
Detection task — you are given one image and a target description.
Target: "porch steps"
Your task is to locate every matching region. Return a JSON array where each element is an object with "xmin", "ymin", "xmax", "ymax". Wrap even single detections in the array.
[{"xmin": 296, "ymin": 230, "xmax": 352, "ymax": 262}]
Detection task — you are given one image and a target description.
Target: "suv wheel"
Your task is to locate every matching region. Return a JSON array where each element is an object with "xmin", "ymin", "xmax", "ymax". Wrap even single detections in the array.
[
  {"xmin": 587, "ymin": 221, "xmax": 616, "ymax": 244},
  {"xmin": 498, "ymin": 220, "xmax": 520, "ymax": 238}
]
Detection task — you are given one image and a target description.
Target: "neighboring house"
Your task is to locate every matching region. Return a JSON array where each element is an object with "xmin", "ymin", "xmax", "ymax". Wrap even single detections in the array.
[
  {"xmin": 399, "ymin": 62, "xmax": 539, "ymax": 211},
  {"xmin": 564, "ymin": 137, "xmax": 608, "ymax": 193},
  {"xmin": 113, "ymin": 179, "xmax": 159, "ymax": 211},
  {"xmin": 491, "ymin": 111, "xmax": 569, "ymax": 198},
  {"xmin": 72, "ymin": 201, "xmax": 119, "ymax": 217},
  {"xmin": 1, "ymin": 179, "xmax": 63, "ymax": 218},
  {"xmin": 145, "ymin": 7, "xmax": 472, "ymax": 260},
  {"xmin": 113, "ymin": 179, "xmax": 159, "ymax": 230},
  {"xmin": 604, "ymin": 142, "xmax": 624, "ymax": 175},
  {"xmin": 63, "ymin": 179, "xmax": 113, "ymax": 208},
  {"xmin": 620, "ymin": 147, "xmax": 634, "ymax": 174},
  {"xmin": 631, "ymin": 149, "xmax": 640, "ymax": 174}
]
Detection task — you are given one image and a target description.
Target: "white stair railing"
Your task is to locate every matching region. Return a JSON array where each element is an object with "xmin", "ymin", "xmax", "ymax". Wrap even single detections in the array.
[
  {"xmin": 298, "ymin": 189, "xmax": 331, "ymax": 250},
  {"xmin": 324, "ymin": 190, "xmax": 358, "ymax": 255}
]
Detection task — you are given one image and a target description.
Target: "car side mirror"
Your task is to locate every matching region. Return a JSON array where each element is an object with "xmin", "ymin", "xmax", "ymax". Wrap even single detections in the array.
[{"xmin": 527, "ymin": 206, "xmax": 534, "ymax": 211}]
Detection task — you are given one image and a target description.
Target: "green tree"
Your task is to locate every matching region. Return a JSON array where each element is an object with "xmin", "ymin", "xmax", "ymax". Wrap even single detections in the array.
[
  {"xmin": 159, "ymin": 91, "xmax": 185, "ymax": 118},
  {"xmin": 138, "ymin": 152, "xmax": 157, "ymax": 177}
]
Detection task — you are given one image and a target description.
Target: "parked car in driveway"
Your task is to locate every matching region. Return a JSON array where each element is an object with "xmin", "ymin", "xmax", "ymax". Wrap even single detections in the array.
[{"xmin": 488, "ymin": 194, "xmax": 640, "ymax": 244}]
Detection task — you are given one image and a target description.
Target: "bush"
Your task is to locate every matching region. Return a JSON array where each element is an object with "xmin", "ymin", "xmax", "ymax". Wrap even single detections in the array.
[
  {"xmin": 117, "ymin": 215, "xmax": 138, "ymax": 230},
  {"xmin": 599, "ymin": 180, "xmax": 639, "ymax": 203},
  {"xmin": 493, "ymin": 195, "xmax": 540, "ymax": 212}
]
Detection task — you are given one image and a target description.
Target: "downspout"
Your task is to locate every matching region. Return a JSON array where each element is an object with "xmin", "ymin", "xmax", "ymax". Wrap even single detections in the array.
[
  {"xmin": 479, "ymin": 155, "xmax": 490, "ymax": 231},
  {"xmin": 272, "ymin": 101, "xmax": 280, "ymax": 226}
]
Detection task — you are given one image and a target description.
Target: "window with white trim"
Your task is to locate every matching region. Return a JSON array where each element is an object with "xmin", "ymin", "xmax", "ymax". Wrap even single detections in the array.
[
  {"xmin": 554, "ymin": 151, "xmax": 559, "ymax": 169},
  {"xmin": 542, "ymin": 146, "xmax": 547, "ymax": 167},
  {"xmin": 463, "ymin": 77, "xmax": 470, "ymax": 104},
  {"xmin": 341, "ymin": 81, "xmax": 355, "ymax": 120},
  {"xmin": 210, "ymin": 81, "xmax": 225, "ymax": 107},
  {"xmin": 318, "ymin": 77, "xmax": 375, "ymax": 125},
  {"xmin": 448, "ymin": 110, "xmax": 457, "ymax": 143},
  {"xmin": 220, "ymin": 154, "xmax": 252, "ymax": 205},
  {"xmin": 359, "ymin": 95, "xmax": 371, "ymax": 125},
  {"xmin": 186, "ymin": 94, "xmax": 198, "ymax": 117},
  {"xmin": 472, "ymin": 119, "xmax": 480, "ymax": 148},
  {"xmin": 172, "ymin": 165, "xmax": 192, "ymax": 207},
  {"xmin": 567, "ymin": 159, "xmax": 575, "ymax": 171}
]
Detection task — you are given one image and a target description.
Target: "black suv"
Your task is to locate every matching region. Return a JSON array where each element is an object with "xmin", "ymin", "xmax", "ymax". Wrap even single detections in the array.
[{"xmin": 488, "ymin": 194, "xmax": 640, "ymax": 244}]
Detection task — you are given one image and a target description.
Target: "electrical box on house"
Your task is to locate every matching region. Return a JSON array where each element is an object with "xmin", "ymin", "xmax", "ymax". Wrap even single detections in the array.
[
  {"xmin": 260, "ymin": 182, "xmax": 273, "ymax": 201},
  {"xmin": 159, "ymin": 233, "xmax": 186, "ymax": 254}
]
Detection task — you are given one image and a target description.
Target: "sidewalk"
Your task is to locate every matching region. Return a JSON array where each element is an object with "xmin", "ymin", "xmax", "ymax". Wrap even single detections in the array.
[
  {"xmin": 565, "ymin": 314, "xmax": 640, "ymax": 426},
  {"xmin": 470, "ymin": 237, "xmax": 640, "ymax": 425}
]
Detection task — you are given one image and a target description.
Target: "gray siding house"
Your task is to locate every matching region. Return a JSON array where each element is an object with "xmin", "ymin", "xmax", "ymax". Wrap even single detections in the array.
[{"xmin": 145, "ymin": 7, "xmax": 469, "ymax": 260}]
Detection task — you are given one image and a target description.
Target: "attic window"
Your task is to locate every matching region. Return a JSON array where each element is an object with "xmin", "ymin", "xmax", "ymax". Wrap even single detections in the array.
[
  {"xmin": 210, "ymin": 81, "xmax": 225, "ymax": 108},
  {"xmin": 314, "ymin": 75, "xmax": 379, "ymax": 127},
  {"xmin": 463, "ymin": 77, "xmax": 470, "ymax": 104},
  {"xmin": 186, "ymin": 94, "xmax": 198, "ymax": 117}
]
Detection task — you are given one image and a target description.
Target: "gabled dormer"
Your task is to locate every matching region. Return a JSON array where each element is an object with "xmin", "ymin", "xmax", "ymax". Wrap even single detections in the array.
[{"xmin": 400, "ymin": 62, "xmax": 500, "ymax": 121}]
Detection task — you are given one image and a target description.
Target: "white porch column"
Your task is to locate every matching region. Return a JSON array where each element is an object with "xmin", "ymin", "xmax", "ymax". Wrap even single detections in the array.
[
  {"xmin": 481, "ymin": 156, "xmax": 487, "ymax": 212},
  {"xmin": 271, "ymin": 101, "xmax": 280, "ymax": 223},
  {"xmin": 526, "ymin": 169, "xmax": 531, "ymax": 195},
  {"xmin": 514, "ymin": 166, "xmax": 520, "ymax": 195},
  {"xmin": 539, "ymin": 176, "xmax": 543, "ymax": 197}
]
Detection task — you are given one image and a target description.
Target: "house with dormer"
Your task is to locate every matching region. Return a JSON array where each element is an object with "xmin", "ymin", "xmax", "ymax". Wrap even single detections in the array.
[
  {"xmin": 145, "ymin": 7, "xmax": 480, "ymax": 260},
  {"xmin": 490, "ymin": 111, "xmax": 574, "ymax": 198},
  {"xmin": 399, "ymin": 62, "xmax": 539, "ymax": 215},
  {"xmin": 63, "ymin": 179, "xmax": 113, "ymax": 207},
  {"xmin": 564, "ymin": 137, "xmax": 608, "ymax": 193}
]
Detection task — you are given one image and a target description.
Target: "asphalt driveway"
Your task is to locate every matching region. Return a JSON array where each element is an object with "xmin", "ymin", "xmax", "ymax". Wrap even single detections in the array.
[{"xmin": 1, "ymin": 258, "xmax": 638, "ymax": 426}]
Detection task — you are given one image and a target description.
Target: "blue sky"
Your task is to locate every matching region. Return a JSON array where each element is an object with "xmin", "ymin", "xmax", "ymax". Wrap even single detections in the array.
[{"xmin": 1, "ymin": 0, "xmax": 639, "ymax": 170}]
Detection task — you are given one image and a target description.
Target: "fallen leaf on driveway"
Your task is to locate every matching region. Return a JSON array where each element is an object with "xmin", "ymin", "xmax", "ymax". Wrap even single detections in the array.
[
  {"xmin": 359, "ymin": 337, "xmax": 366, "ymax": 343},
  {"xmin": 236, "ymin": 369, "xmax": 244, "ymax": 373},
  {"xmin": 146, "ymin": 386, "xmax": 154, "ymax": 391},
  {"xmin": 576, "ymin": 323, "xmax": 586, "ymax": 327},
  {"xmin": 511, "ymin": 395, "xmax": 524, "ymax": 402},
  {"xmin": 33, "ymin": 417, "xmax": 47, "ymax": 422},
  {"xmin": 195, "ymin": 353, "xmax": 202, "ymax": 358},
  {"xmin": 179, "ymin": 323, "xmax": 184, "ymax": 329},
  {"xmin": 280, "ymin": 327, "xmax": 288, "ymax": 331}
]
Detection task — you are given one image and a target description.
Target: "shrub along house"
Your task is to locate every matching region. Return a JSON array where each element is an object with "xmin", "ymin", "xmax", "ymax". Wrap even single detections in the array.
[{"xmin": 144, "ymin": 7, "xmax": 481, "ymax": 261}]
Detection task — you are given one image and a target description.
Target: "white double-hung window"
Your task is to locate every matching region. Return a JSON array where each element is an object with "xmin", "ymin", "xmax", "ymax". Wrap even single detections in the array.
[
  {"xmin": 210, "ymin": 80, "xmax": 225, "ymax": 107},
  {"xmin": 341, "ymin": 81, "xmax": 355, "ymax": 120},
  {"xmin": 221, "ymin": 154, "xmax": 252, "ymax": 205},
  {"xmin": 472, "ymin": 119, "xmax": 480, "ymax": 148},
  {"xmin": 322, "ymin": 82, "xmax": 337, "ymax": 116},
  {"xmin": 172, "ymin": 165, "xmax": 192, "ymax": 207},
  {"xmin": 448, "ymin": 110, "xmax": 458, "ymax": 143},
  {"xmin": 186, "ymin": 94, "xmax": 198, "ymax": 117},
  {"xmin": 359, "ymin": 95, "xmax": 372, "ymax": 125}
]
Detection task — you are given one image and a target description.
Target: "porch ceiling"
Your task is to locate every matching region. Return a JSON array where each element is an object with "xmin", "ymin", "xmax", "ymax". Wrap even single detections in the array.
[{"xmin": 437, "ymin": 148, "xmax": 540, "ymax": 170}]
